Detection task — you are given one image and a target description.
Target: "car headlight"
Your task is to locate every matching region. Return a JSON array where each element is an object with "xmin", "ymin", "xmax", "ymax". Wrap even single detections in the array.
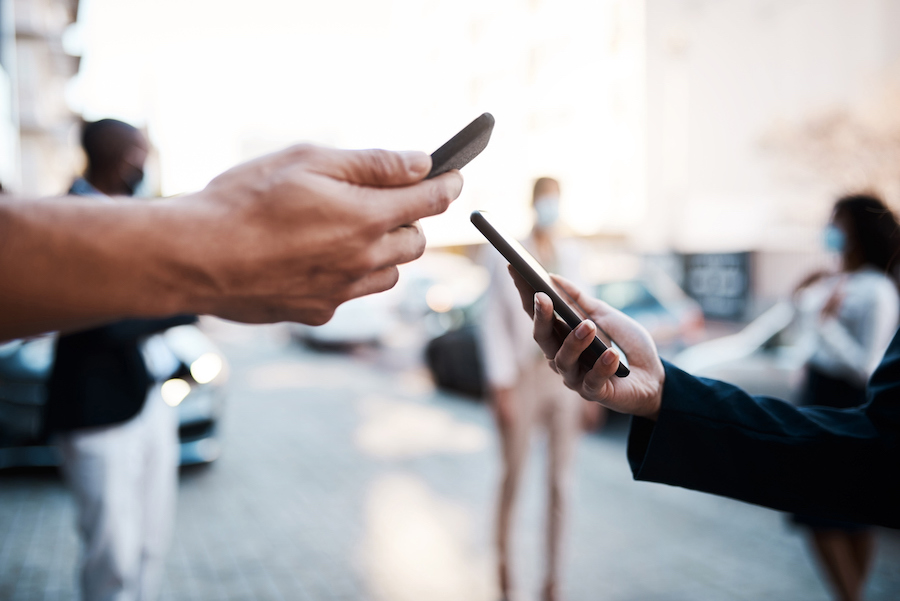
[
  {"xmin": 161, "ymin": 378, "xmax": 191, "ymax": 407},
  {"xmin": 190, "ymin": 353, "xmax": 223, "ymax": 384},
  {"xmin": 425, "ymin": 285, "xmax": 454, "ymax": 313}
]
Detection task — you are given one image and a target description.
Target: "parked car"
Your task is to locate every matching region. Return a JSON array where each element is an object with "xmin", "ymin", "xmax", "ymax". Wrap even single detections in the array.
[
  {"xmin": 0, "ymin": 324, "xmax": 228, "ymax": 469},
  {"xmin": 290, "ymin": 250, "xmax": 490, "ymax": 347},
  {"xmin": 672, "ymin": 301, "xmax": 806, "ymax": 402},
  {"xmin": 290, "ymin": 292, "xmax": 399, "ymax": 347},
  {"xmin": 593, "ymin": 269, "xmax": 706, "ymax": 357},
  {"xmin": 424, "ymin": 251, "xmax": 705, "ymax": 398}
]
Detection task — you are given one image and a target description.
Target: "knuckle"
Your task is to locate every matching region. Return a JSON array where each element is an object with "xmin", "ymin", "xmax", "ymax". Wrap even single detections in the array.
[
  {"xmin": 344, "ymin": 261, "xmax": 372, "ymax": 282},
  {"xmin": 384, "ymin": 266, "xmax": 401, "ymax": 289},
  {"xmin": 404, "ymin": 225, "xmax": 427, "ymax": 259},
  {"xmin": 365, "ymin": 149, "xmax": 403, "ymax": 180},
  {"xmin": 331, "ymin": 283, "xmax": 356, "ymax": 305},
  {"xmin": 431, "ymin": 181, "xmax": 453, "ymax": 212},
  {"xmin": 554, "ymin": 352, "xmax": 572, "ymax": 371},
  {"xmin": 372, "ymin": 267, "xmax": 400, "ymax": 293},
  {"xmin": 418, "ymin": 182, "xmax": 450, "ymax": 217},
  {"xmin": 357, "ymin": 205, "xmax": 389, "ymax": 238},
  {"xmin": 307, "ymin": 308, "xmax": 335, "ymax": 326},
  {"xmin": 356, "ymin": 250, "xmax": 381, "ymax": 274},
  {"xmin": 286, "ymin": 143, "xmax": 315, "ymax": 161}
]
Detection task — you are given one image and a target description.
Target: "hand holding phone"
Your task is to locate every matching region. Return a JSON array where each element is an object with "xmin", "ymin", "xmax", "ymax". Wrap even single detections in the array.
[{"xmin": 471, "ymin": 210, "xmax": 629, "ymax": 377}]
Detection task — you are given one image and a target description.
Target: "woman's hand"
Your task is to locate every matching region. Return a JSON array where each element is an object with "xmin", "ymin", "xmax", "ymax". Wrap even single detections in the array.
[
  {"xmin": 509, "ymin": 269, "xmax": 666, "ymax": 420},
  {"xmin": 821, "ymin": 277, "xmax": 846, "ymax": 320}
]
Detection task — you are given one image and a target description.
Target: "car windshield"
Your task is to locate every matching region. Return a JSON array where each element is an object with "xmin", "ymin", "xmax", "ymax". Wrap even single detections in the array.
[{"xmin": 595, "ymin": 281, "xmax": 666, "ymax": 317}]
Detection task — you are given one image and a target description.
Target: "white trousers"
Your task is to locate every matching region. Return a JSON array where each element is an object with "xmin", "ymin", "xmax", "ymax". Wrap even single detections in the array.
[
  {"xmin": 496, "ymin": 358, "xmax": 583, "ymax": 591},
  {"xmin": 58, "ymin": 385, "xmax": 179, "ymax": 601}
]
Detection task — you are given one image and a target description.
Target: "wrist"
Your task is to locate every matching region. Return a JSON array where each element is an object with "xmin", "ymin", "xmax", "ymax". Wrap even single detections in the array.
[
  {"xmin": 139, "ymin": 193, "xmax": 221, "ymax": 318},
  {"xmin": 644, "ymin": 391, "xmax": 662, "ymax": 422},
  {"xmin": 640, "ymin": 368, "xmax": 665, "ymax": 422}
]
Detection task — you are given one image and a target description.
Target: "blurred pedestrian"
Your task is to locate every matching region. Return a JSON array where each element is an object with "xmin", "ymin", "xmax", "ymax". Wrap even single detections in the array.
[
  {"xmin": 790, "ymin": 194, "xmax": 900, "ymax": 601},
  {"xmin": 479, "ymin": 177, "xmax": 604, "ymax": 601},
  {"xmin": 44, "ymin": 119, "xmax": 195, "ymax": 601}
]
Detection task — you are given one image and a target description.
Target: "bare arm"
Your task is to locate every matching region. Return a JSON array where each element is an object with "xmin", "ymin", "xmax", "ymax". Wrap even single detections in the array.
[{"xmin": 0, "ymin": 144, "xmax": 462, "ymax": 340}]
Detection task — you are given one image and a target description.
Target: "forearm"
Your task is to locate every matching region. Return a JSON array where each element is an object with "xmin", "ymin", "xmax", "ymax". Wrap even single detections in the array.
[
  {"xmin": 817, "ymin": 318, "xmax": 872, "ymax": 382},
  {"xmin": 628, "ymin": 361, "xmax": 899, "ymax": 527},
  {"xmin": 0, "ymin": 196, "xmax": 201, "ymax": 339},
  {"xmin": 816, "ymin": 283, "xmax": 900, "ymax": 381}
]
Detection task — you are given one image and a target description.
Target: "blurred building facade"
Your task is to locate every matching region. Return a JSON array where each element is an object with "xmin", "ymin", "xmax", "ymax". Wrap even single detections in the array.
[
  {"xmin": 637, "ymin": 0, "xmax": 900, "ymax": 313},
  {"xmin": 0, "ymin": 0, "xmax": 80, "ymax": 196},
  {"xmin": 641, "ymin": 0, "xmax": 900, "ymax": 254}
]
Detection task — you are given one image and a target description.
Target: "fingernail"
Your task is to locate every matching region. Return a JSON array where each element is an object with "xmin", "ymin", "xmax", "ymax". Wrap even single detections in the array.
[
  {"xmin": 399, "ymin": 151, "xmax": 429, "ymax": 177},
  {"xmin": 601, "ymin": 349, "xmax": 618, "ymax": 366},
  {"xmin": 574, "ymin": 320, "xmax": 594, "ymax": 340},
  {"xmin": 447, "ymin": 171, "xmax": 464, "ymax": 197},
  {"xmin": 534, "ymin": 296, "xmax": 542, "ymax": 316}
]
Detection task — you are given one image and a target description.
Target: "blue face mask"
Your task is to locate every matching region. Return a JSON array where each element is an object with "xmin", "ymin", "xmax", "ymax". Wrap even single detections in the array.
[
  {"xmin": 534, "ymin": 196, "xmax": 560, "ymax": 228},
  {"xmin": 824, "ymin": 225, "xmax": 845, "ymax": 253}
]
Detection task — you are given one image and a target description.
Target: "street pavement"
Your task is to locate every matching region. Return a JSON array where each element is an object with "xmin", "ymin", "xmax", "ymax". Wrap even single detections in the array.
[{"xmin": 2, "ymin": 320, "xmax": 899, "ymax": 600}]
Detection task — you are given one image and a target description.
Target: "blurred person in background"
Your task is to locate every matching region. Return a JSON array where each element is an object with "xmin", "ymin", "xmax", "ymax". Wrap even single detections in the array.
[
  {"xmin": 789, "ymin": 194, "xmax": 900, "ymax": 601},
  {"xmin": 44, "ymin": 119, "xmax": 195, "ymax": 601},
  {"xmin": 479, "ymin": 177, "xmax": 604, "ymax": 601}
]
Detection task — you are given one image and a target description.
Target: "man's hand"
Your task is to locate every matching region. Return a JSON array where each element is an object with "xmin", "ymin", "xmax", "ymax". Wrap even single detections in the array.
[
  {"xmin": 509, "ymin": 269, "xmax": 665, "ymax": 420},
  {"xmin": 178, "ymin": 145, "xmax": 463, "ymax": 325},
  {"xmin": 0, "ymin": 145, "xmax": 463, "ymax": 339}
]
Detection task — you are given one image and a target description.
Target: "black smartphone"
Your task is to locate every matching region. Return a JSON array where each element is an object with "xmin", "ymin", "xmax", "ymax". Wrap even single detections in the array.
[
  {"xmin": 426, "ymin": 113, "xmax": 495, "ymax": 179},
  {"xmin": 471, "ymin": 210, "xmax": 629, "ymax": 377}
]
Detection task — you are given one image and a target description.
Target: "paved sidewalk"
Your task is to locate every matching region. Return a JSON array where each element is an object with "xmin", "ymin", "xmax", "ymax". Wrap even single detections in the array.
[{"xmin": 2, "ymin": 323, "xmax": 899, "ymax": 600}]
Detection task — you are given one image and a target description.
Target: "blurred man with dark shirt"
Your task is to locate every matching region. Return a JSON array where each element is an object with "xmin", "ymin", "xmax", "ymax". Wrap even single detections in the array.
[{"xmin": 45, "ymin": 119, "xmax": 193, "ymax": 601}]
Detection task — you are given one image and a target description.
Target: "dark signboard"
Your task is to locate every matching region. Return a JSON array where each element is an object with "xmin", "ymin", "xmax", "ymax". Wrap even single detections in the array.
[{"xmin": 683, "ymin": 252, "xmax": 751, "ymax": 320}]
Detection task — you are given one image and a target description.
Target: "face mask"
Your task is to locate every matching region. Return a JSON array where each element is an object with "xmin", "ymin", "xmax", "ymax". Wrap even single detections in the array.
[
  {"xmin": 824, "ymin": 224, "xmax": 845, "ymax": 253},
  {"xmin": 534, "ymin": 196, "xmax": 560, "ymax": 228},
  {"xmin": 123, "ymin": 169, "xmax": 144, "ymax": 196},
  {"xmin": 120, "ymin": 162, "xmax": 145, "ymax": 197},
  {"xmin": 131, "ymin": 176, "xmax": 151, "ymax": 198}
]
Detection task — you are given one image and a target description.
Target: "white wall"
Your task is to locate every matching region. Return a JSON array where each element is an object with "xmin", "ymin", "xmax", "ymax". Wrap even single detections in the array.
[
  {"xmin": 641, "ymin": 0, "xmax": 900, "ymax": 253},
  {"xmin": 72, "ymin": 0, "xmax": 648, "ymax": 245}
]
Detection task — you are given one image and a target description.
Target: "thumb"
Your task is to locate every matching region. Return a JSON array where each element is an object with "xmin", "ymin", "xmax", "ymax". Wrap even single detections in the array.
[
  {"xmin": 593, "ymin": 306, "xmax": 659, "ymax": 364},
  {"xmin": 550, "ymin": 274, "xmax": 657, "ymax": 361},
  {"xmin": 310, "ymin": 147, "xmax": 431, "ymax": 187}
]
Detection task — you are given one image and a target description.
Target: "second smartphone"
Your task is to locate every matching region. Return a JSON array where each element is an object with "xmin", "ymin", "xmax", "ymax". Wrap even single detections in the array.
[{"xmin": 471, "ymin": 210, "xmax": 629, "ymax": 377}]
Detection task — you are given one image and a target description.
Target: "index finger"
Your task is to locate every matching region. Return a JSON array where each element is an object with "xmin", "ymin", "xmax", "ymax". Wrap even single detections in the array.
[
  {"xmin": 553, "ymin": 273, "xmax": 659, "ymax": 364},
  {"xmin": 307, "ymin": 147, "xmax": 433, "ymax": 187},
  {"xmin": 509, "ymin": 267, "xmax": 580, "ymax": 354}
]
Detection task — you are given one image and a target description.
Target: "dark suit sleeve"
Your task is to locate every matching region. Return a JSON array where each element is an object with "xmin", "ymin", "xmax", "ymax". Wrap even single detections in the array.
[
  {"xmin": 44, "ymin": 315, "xmax": 198, "ymax": 433},
  {"xmin": 627, "ymin": 329, "xmax": 900, "ymax": 529},
  {"xmin": 90, "ymin": 315, "xmax": 198, "ymax": 342}
]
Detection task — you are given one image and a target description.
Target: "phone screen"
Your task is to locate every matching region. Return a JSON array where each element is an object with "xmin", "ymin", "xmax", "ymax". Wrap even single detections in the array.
[{"xmin": 471, "ymin": 210, "xmax": 629, "ymax": 377}]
